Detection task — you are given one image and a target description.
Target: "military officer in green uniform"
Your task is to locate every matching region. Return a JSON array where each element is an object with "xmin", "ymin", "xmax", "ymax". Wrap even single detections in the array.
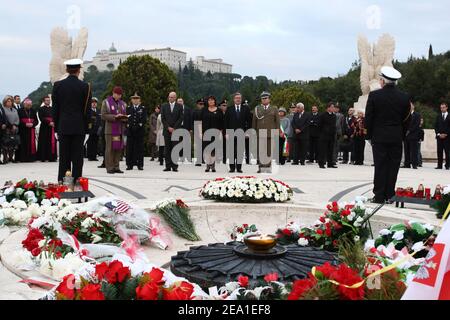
[{"xmin": 252, "ymin": 92, "xmax": 280, "ymax": 173}]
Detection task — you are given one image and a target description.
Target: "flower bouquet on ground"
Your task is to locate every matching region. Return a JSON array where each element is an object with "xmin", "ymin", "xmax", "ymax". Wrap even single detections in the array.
[
  {"xmin": 297, "ymin": 199, "xmax": 371, "ymax": 252},
  {"xmin": 154, "ymin": 199, "xmax": 200, "ymax": 241},
  {"xmin": 432, "ymin": 184, "xmax": 450, "ymax": 219},
  {"xmin": 373, "ymin": 221, "xmax": 436, "ymax": 258},
  {"xmin": 276, "ymin": 221, "xmax": 304, "ymax": 245},
  {"xmin": 200, "ymin": 177, "xmax": 293, "ymax": 203},
  {"xmin": 230, "ymin": 224, "xmax": 258, "ymax": 242},
  {"xmin": 50, "ymin": 254, "xmax": 207, "ymax": 300}
]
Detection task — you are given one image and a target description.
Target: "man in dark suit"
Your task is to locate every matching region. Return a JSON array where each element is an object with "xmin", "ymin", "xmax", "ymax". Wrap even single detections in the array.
[
  {"xmin": 365, "ymin": 66, "xmax": 411, "ymax": 204},
  {"xmin": 52, "ymin": 59, "xmax": 92, "ymax": 182},
  {"xmin": 318, "ymin": 103, "xmax": 337, "ymax": 169},
  {"xmin": 225, "ymin": 92, "xmax": 252, "ymax": 173},
  {"xmin": 308, "ymin": 105, "xmax": 320, "ymax": 163},
  {"xmin": 86, "ymin": 97, "xmax": 101, "ymax": 161},
  {"xmin": 403, "ymin": 104, "xmax": 421, "ymax": 169},
  {"xmin": 126, "ymin": 93, "xmax": 147, "ymax": 171},
  {"xmin": 177, "ymin": 97, "xmax": 193, "ymax": 163},
  {"xmin": 291, "ymin": 103, "xmax": 311, "ymax": 165},
  {"xmin": 161, "ymin": 91, "xmax": 183, "ymax": 172},
  {"xmin": 434, "ymin": 102, "xmax": 450, "ymax": 170}
]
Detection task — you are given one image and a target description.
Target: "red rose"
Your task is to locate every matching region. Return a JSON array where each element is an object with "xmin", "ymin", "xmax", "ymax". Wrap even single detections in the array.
[
  {"xmin": 333, "ymin": 240, "xmax": 339, "ymax": 247},
  {"xmin": 238, "ymin": 275, "xmax": 249, "ymax": 288},
  {"xmin": 95, "ymin": 262, "xmax": 109, "ymax": 281},
  {"xmin": 49, "ymin": 238, "xmax": 63, "ymax": 248},
  {"xmin": 144, "ymin": 268, "xmax": 164, "ymax": 285},
  {"xmin": 56, "ymin": 274, "xmax": 77, "ymax": 300},
  {"xmin": 136, "ymin": 281, "xmax": 161, "ymax": 300},
  {"xmin": 105, "ymin": 261, "xmax": 131, "ymax": 284},
  {"xmin": 80, "ymin": 284, "xmax": 105, "ymax": 300},
  {"xmin": 264, "ymin": 273, "xmax": 279, "ymax": 283},
  {"xmin": 341, "ymin": 209, "xmax": 351, "ymax": 217},
  {"xmin": 243, "ymin": 224, "xmax": 249, "ymax": 228},
  {"xmin": 316, "ymin": 229, "xmax": 324, "ymax": 236},
  {"xmin": 31, "ymin": 247, "xmax": 41, "ymax": 257},
  {"xmin": 325, "ymin": 228, "xmax": 332, "ymax": 237},
  {"xmin": 163, "ymin": 281, "xmax": 194, "ymax": 300},
  {"xmin": 282, "ymin": 228, "xmax": 292, "ymax": 236},
  {"xmin": 73, "ymin": 228, "xmax": 79, "ymax": 237},
  {"xmin": 319, "ymin": 216, "xmax": 326, "ymax": 223},
  {"xmin": 22, "ymin": 228, "xmax": 44, "ymax": 253}
]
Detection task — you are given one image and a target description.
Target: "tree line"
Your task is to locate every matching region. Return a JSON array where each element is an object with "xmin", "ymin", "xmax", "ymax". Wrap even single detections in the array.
[{"xmin": 26, "ymin": 48, "xmax": 449, "ymax": 129}]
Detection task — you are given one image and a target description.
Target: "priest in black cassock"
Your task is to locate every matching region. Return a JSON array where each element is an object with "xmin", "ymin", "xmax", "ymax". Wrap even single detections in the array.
[
  {"xmin": 37, "ymin": 96, "xmax": 57, "ymax": 162},
  {"xmin": 18, "ymin": 98, "xmax": 38, "ymax": 162}
]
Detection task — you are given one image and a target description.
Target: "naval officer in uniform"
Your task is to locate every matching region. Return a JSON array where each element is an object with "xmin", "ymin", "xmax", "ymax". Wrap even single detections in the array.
[
  {"xmin": 365, "ymin": 66, "xmax": 411, "ymax": 204},
  {"xmin": 52, "ymin": 59, "xmax": 92, "ymax": 182},
  {"xmin": 126, "ymin": 93, "xmax": 147, "ymax": 170}
]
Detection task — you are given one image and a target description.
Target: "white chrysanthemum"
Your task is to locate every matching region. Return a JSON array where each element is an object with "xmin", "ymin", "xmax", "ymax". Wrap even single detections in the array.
[
  {"xmin": 298, "ymin": 238, "xmax": 309, "ymax": 246},
  {"xmin": 15, "ymin": 188, "xmax": 25, "ymax": 196},
  {"xmin": 81, "ymin": 217, "xmax": 95, "ymax": 229},
  {"xmin": 364, "ymin": 239, "xmax": 375, "ymax": 251},
  {"xmin": 412, "ymin": 242, "xmax": 425, "ymax": 252},
  {"xmin": 12, "ymin": 200, "xmax": 27, "ymax": 210},
  {"xmin": 91, "ymin": 234, "xmax": 103, "ymax": 244},
  {"xmin": 354, "ymin": 236, "xmax": 360, "ymax": 242},
  {"xmin": 353, "ymin": 217, "xmax": 364, "ymax": 227},
  {"xmin": 379, "ymin": 229, "xmax": 391, "ymax": 236},
  {"xmin": 4, "ymin": 187, "xmax": 15, "ymax": 196},
  {"xmin": 392, "ymin": 230, "xmax": 405, "ymax": 241},
  {"xmin": 442, "ymin": 185, "xmax": 450, "ymax": 195}
]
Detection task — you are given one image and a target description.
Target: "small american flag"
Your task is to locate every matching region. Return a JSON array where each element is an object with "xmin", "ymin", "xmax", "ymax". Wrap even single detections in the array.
[{"xmin": 105, "ymin": 200, "xmax": 131, "ymax": 214}]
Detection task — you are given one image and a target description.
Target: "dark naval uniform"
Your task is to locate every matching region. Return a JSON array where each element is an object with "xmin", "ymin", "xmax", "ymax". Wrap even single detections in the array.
[
  {"xmin": 52, "ymin": 75, "xmax": 92, "ymax": 182},
  {"xmin": 126, "ymin": 103, "xmax": 147, "ymax": 169},
  {"xmin": 365, "ymin": 83, "xmax": 410, "ymax": 203}
]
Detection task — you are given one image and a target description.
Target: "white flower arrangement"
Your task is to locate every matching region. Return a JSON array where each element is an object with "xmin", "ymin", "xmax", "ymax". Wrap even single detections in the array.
[{"xmin": 200, "ymin": 177, "xmax": 293, "ymax": 203}]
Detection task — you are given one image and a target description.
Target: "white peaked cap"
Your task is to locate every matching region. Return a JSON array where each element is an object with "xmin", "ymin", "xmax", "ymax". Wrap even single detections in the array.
[{"xmin": 380, "ymin": 66, "xmax": 402, "ymax": 81}]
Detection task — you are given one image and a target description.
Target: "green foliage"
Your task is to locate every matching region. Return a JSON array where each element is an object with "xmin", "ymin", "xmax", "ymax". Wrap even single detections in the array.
[
  {"xmin": 337, "ymin": 238, "xmax": 367, "ymax": 271},
  {"xmin": 156, "ymin": 204, "xmax": 201, "ymax": 241},
  {"xmin": 28, "ymin": 82, "xmax": 53, "ymax": 109},
  {"xmin": 271, "ymin": 85, "xmax": 320, "ymax": 109},
  {"xmin": 101, "ymin": 282, "xmax": 119, "ymax": 300},
  {"xmin": 106, "ymin": 55, "xmax": 177, "ymax": 109},
  {"xmin": 84, "ymin": 65, "xmax": 113, "ymax": 99},
  {"xmin": 432, "ymin": 194, "xmax": 450, "ymax": 219}
]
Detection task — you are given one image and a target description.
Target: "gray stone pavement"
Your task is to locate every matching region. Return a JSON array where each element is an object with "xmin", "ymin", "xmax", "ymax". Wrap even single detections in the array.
[{"xmin": 0, "ymin": 158, "xmax": 447, "ymax": 299}]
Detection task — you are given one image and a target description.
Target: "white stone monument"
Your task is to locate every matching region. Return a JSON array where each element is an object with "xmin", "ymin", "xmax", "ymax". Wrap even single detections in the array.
[
  {"xmin": 354, "ymin": 33, "xmax": 396, "ymax": 112},
  {"xmin": 49, "ymin": 27, "xmax": 88, "ymax": 84}
]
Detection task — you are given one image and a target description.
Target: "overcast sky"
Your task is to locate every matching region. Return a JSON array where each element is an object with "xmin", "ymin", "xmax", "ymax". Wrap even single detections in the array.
[{"xmin": 0, "ymin": 0, "xmax": 449, "ymax": 97}]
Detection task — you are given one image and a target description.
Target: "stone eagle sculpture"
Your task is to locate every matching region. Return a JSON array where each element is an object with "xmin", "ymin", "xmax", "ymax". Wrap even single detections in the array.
[
  {"xmin": 358, "ymin": 33, "xmax": 396, "ymax": 95},
  {"xmin": 49, "ymin": 27, "xmax": 88, "ymax": 84}
]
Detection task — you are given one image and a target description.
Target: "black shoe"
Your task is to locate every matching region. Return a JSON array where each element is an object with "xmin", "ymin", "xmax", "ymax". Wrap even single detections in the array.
[
  {"xmin": 435, "ymin": 167, "xmax": 443, "ymax": 170},
  {"xmin": 237, "ymin": 170, "xmax": 243, "ymax": 173},
  {"xmin": 229, "ymin": 170, "xmax": 235, "ymax": 173},
  {"xmin": 98, "ymin": 164, "xmax": 106, "ymax": 168},
  {"xmin": 328, "ymin": 165, "xmax": 338, "ymax": 168},
  {"xmin": 172, "ymin": 168, "xmax": 178, "ymax": 172},
  {"xmin": 107, "ymin": 170, "xmax": 115, "ymax": 174},
  {"xmin": 319, "ymin": 165, "xmax": 326, "ymax": 169},
  {"xmin": 402, "ymin": 165, "xmax": 411, "ymax": 169},
  {"xmin": 370, "ymin": 198, "xmax": 385, "ymax": 204},
  {"xmin": 292, "ymin": 162, "xmax": 299, "ymax": 165},
  {"xmin": 412, "ymin": 166, "xmax": 418, "ymax": 169},
  {"xmin": 205, "ymin": 168, "xmax": 210, "ymax": 173},
  {"xmin": 138, "ymin": 167, "xmax": 144, "ymax": 171},
  {"xmin": 446, "ymin": 167, "xmax": 450, "ymax": 170},
  {"xmin": 150, "ymin": 158, "xmax": 155, "ymax": 162},
  {"xmin": 300, "ymin": 162, "xmax": 305, "ymax": 166},
  {"xmin": 163, "ymin": 168, "xmax": 171, "ymax": 172},
  {"xmin": 126, "ymin": 167, "xmax": 133, "ymax": 170},
  {"xmin": 115, "ymin": 169, "xmax": 124, "ymax": 174}
]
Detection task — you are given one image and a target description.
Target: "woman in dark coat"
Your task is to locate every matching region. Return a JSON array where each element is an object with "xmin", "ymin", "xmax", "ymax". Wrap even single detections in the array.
[
  {"xmin": 201, "ymin": 96, "xmax": 224, "ymax": 172},
  {"xmin": 18, "ymin": 98, "xmax": 38, "ymax": 162}
]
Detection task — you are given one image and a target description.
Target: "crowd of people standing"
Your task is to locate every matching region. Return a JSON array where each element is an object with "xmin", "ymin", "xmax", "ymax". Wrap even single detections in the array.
[{"xmin": 1, "ymin": 91, "xmax": 449, "ymax": 175}]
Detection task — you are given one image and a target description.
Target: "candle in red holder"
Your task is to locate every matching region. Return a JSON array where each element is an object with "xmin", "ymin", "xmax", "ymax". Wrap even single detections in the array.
[
  {"xmin": 416, "ymin": 184, "xmax": 425, "ymax": 198},
  {"xmin": 425, "ymin": 188, "xmax": 431, "ymax": 200},
  {"xmin": 78, "ymin": 178, "xmax": 89, "ymax": 191}
]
